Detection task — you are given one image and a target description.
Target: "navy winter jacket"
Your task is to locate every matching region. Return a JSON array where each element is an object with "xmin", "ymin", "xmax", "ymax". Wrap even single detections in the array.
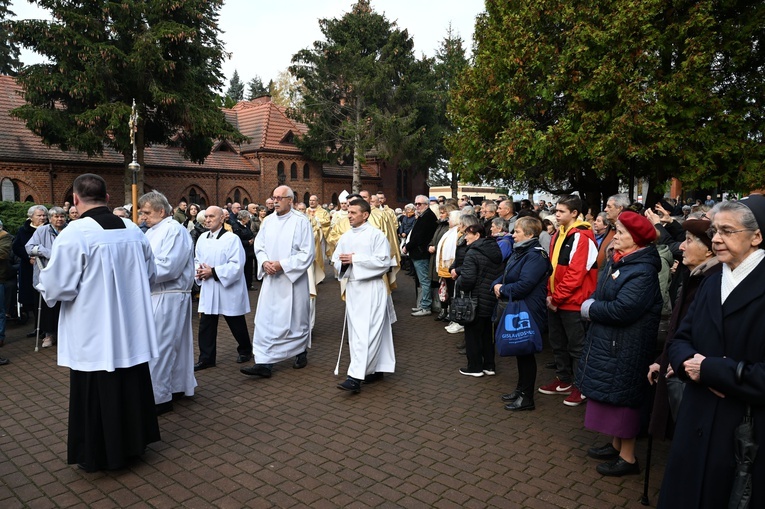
[
  {"xmin": 492, "ymin": 238, "xmax": 551, "ymax": 329},
  {"xmin": 576, "ymin": 245, "xmax": 662, "ymax": 407}
]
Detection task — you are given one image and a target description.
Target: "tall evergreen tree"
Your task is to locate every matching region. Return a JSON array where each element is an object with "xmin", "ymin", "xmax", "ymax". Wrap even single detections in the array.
[
  {"xmin": 246, "ymin": 75, "xmax": 268, "ymax": 100},
  {"xmin": 290, "ymin": 0, "xmax": 436, "ymax": 193},
  {"xmin": 0, "ymin": 0, "xmax": 20, "ymax": 75},
  {"xmin": 226, "ymin": 69, "xmax": 244, "ymax": 102},
  {"xmin": 10, "ymin": 0, "xmax": 244, "ymax": 200}
]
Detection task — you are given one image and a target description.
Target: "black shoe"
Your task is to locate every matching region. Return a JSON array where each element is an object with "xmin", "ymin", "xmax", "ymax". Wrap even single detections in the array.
[
  {"xmin": 434, "ymin": 309, "xmax": 448, "ymax": 321},
  {"xmin": 172, "ymin": 392, "xmax": 186, "ymax": 401},
  {"xmin": 155, "ymin": 401, "xmax": 173, "ymax": 416},
  {"xmin": 26, "ymin": 328, "xmax": 38, "ymax": 338},
  {"xmin": 293, "ymin": 351, "xmax": 308, "ymax": 369},
  {"xmin": 504, "ymin": 393, "xmax": 535, "ymax": 411},
  {"xmin": 455, "ymin": 340, "xmax": 465, "ymax": 349},
  {"xmin": 194, "ymin": 361, "xmax": 215, "ymax": 371},
  {"xmin": 501, "ymin": 390, "xmax": 521, "ymax": 402},
  {"xmin": 587, "ymin": 443, "xmax": 620, "ymax": 460},
  {"xmin": 457, "ymin": 348, "xmax": 466, "ymax": 355},
  {"xmin": 544, "ymin": 361, "xmax": 556, "ymax": 369},
  {"xmin": 337, "ymin": 377, "xmax": 361, "ymax": 393},
  {"xmin": 236, "ymin": 354, "xmax": 252, "ymax": 364},
  {"xmin": 363, "ymin": 372, "xmax": 384, "ymax": 384},
  {"xmin": 0, "ymin": 357, "xmax": 9, "ymax": 366},
  {"xmin": 240, "ymin": 364, "xmax": 272, "ymax": 378},
  {"xmin": 596, "ymin": 457, "xmax": 640, "ymax": 477}
]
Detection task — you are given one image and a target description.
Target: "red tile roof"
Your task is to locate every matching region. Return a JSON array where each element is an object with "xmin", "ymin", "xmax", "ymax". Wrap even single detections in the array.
[
  {"xmin": 224, "ymin": 99, "xmax": 308, "ymax": 154},
  {"xmin": 0, "ymin": 75, "xmax": 257, "ymax": 172}
]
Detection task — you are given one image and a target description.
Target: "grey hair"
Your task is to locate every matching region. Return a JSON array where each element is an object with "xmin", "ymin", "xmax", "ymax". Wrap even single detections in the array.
[
  {"xmin": 461, "ymin": 205, "xmax": 476, "ymax": 216},
  {"xmin": 608, "ymin": 194, "xmax": 630, "ymax": 209},
  {"xmin": 196, "ymin": 210, "xmax": 206, "ymax": 222},
  {"xmin": 404, "ymin": 203, "xmax": 415, "ymax": 212},
  {"xmin": 448, "ymin": 210, "xmax": 462, "ymax": 224},
  {"xmin": 138, "ymin": 191, "xmax": 173, "ymax": 216},
  {"xmin": 237, "ymin": 210, "xmax": 251, "ymax": 221},
  {"xmin": 711, "ymin": 201, "xmax": 759, "ymax": 232},
  {"xmin": 459, "ymin": 214, "xmax": 480, "ymax": 228},
  {"xmin": 491, "ymin": 217, "xmax": 509, "ymax": 232},
  {"xmin": 415, "ymin": 195, "xmax": 429, "ymax": 203},
  {"xmin": 48, "ymin": 206, "xmax": 66, "ymax": 218},
  {"xmin": 483, "ymin": 201, "xmax": 498, "ymax": 213},
  {"xmin": 27, "ymin": 205, "xmax": 48, "ymax": 218},
  {"xmin": 596, "ymin": 211, "xmax": 608, "ymax": 223}
]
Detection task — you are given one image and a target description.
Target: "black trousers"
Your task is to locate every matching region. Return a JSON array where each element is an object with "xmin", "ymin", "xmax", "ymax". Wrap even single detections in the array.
[
  {"xmin": 244, "ymin": 255, "xmax": 254, "ymax": 289},
  {"xmin": 515, "ymin": 354, "xmax": 538, "ymax": 396},
  {"xmin": 464, "ymin": 316, "xmax": 495, "ymax": 372},
  {"xmin": 198, "ymin": 313, "xmax": 251, "ymax": 365}
]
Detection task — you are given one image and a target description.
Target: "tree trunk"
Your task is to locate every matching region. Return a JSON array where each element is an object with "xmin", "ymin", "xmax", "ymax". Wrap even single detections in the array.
[{"xmin": 352, "ymin": 100, "xmax": 362, "ymax": 194}]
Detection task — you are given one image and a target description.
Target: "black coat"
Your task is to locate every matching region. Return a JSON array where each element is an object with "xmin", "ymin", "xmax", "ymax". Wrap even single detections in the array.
[
  {"xmin": 659, "ymin": 255, "xmax": 765, "ymax": 509},
  {"xmin": 405, "ymin": 208, "xmax": 437, "ymax": 260},
  {"xmin": 232, "ymin": 221, "xmax": 255, "ymax": 257},
  {"xmin": 576, "ymin": 245, "xmax": 662, "ymax": 407},
  {"xmin": 456, "ymin": 238, "xmax": 503, "ymax": 317}
]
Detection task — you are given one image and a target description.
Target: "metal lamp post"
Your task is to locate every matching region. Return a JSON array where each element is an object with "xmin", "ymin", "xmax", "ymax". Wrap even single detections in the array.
[{"xmin": 129, "ymin": 99, "xmax": 140, "ymax": 224}]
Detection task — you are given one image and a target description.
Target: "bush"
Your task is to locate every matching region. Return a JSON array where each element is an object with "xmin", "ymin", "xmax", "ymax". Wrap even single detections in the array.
[{"xmin": 0, "ymin": 202, "xmax": 51, "ymax": 235}]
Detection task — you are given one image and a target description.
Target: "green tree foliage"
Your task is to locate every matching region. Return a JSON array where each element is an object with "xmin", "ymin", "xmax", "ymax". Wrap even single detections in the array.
[
  {"xmin": 449, "ymin": 0, "xmax": 765, "ymax": 209},
  {"xmin": 0, "ymin": 0, "xmax": 20, "ymax": 75},
  {"xmin": 246, "ymin": 75, "xmax": 268, "ymax": 100},
  {"xmin": 290, "ymin": 0, "xmax": 437, "ymax": 194},
  {"xmin": 431, "ymin": 24, "xmax": 468, "ymax": 198},
  {"xmin": 10, "ymin": 0, "xmax": 244, "ymax": 200},
  {"xmin": 270, "ymin": 70, "xmax": 302, "ymax": 109},
  {"xmin": 227, "ymin": 69, "xmax": 244, "ymax": 102}
]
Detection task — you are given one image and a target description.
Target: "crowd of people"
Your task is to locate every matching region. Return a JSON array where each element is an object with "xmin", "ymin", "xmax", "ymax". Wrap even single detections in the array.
[{"xmin": 1, "ymin": 180, "xmax": 764, "ymax": 507}]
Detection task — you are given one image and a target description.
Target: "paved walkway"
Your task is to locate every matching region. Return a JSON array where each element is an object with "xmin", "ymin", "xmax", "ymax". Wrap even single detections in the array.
[{"xmin": 0, "ymin": 267, "xmax": 669, "ymax": 508}]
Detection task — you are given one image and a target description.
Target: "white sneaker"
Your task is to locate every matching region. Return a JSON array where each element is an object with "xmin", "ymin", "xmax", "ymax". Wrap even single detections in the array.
[
  {"xmin": 447, "ymin": 323, "xmax": 464, "ymax": 334},
  {"xmin": 444, "ymin": 322, "xmax": 455, "ymax": 330},
  {"xmin": 411, "ymin": 309, "xmax": 432, "ymax": 317},
  {"xmin": 411, "ymin": 307, "xmax": 421, "ymax": 312}
]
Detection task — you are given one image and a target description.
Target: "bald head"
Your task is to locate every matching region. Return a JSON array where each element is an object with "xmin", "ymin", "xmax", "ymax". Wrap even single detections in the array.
[
  {"xmin": 272, "ymin": 185, "xmax": 294, "ymax": 215},
  {"xmin": 204, "ymin": 206, "xmax": 225, "ymax": 232}
]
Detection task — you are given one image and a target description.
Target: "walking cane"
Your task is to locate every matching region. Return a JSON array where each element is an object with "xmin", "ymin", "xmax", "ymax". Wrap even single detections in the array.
[
  {"xmin": 641, "ymin": 433, "xmax": 653, "ymax": 505},
  {"xmin": 34, "ymin": 293, "xmax": 42, "ymax": 352},
  {"xmin": 333, "ymin": 305, "xmax": 348, "ymax": 376}
]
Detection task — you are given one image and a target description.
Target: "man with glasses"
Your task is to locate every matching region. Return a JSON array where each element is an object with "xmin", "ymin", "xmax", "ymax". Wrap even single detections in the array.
[
  {"xmin": 403, "ymin": 195, "xmax": 438, "ymax": 316},
  {"xmin": 242, "ymin": 185, "xmax": 315, "ymax": 379}
]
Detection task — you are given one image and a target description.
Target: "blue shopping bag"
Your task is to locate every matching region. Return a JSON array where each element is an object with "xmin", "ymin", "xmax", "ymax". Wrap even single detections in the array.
[{"xmin": 495, "ymin": 299, "xmax": 543, "ymax": 356}]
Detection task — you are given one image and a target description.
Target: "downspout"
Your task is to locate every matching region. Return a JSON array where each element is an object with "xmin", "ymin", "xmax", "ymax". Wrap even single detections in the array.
[
  {"xmin": 215, "ymin": 171, "xmax": 220, "ymax": 205},
  {"xmin": 48, "ymin": 163, "xmax": 55, "ymax": 204}
]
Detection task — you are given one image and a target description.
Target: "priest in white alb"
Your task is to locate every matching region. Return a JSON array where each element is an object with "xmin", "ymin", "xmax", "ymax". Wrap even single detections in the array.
[
  {"xmin": 139, "ymin": 191, "xmax": 197, "ymax": 415},
  {"xmin": 194, "ymin": 206, "xmax": 252, "ymax": 371},
  {"xmin": 332, "ymin": 198, "xmax": 396, "ymax": 393},
  {"xmin": 36, "ymin": 174, "xmax": 160, "ymax": 472},
  {"xmin": 241, "ymin": 185, "xmax": 315, "ymax": 379}
]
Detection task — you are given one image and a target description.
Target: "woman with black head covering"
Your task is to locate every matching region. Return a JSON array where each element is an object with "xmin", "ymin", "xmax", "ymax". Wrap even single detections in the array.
[{"xmin": 659, "ymin": 195, "xmax": 765, "ymax": 508}]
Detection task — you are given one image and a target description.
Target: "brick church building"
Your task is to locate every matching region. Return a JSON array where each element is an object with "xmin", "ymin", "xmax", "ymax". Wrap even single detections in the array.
[{"xmin": 0, "ymin": 75, "xmax": 426, "ymax": 208}]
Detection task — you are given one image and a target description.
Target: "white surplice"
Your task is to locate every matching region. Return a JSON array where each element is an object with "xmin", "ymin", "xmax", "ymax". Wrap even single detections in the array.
[
  {"xmin": 253, "ymin": 209, "xmax": 314, "ymax": 363},
  {"xmin": 146, "ymin": 217, "xmax": 197, "ymax": 404},
  {"xmin": 332, "ymin": 222, "xmax": 396, "ymax": 380},
  {"xmin": 194, "ymin": 229, "xmax": 250, "ymax": 316},
  {"xmin": 37, "ymin": 217, "xmax": 158, "ymax": 372}
]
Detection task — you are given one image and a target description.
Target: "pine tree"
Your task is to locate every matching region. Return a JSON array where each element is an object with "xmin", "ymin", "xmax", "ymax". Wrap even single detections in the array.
[
  {"xmin": 0, "ymin": 0, "xmax": 21, "ymax": 75},
  {"xmin": 10, "ymin": 0, "xmax": 244, "ymax": 200},
  {"xmin": 227, "ymin": 70, "xmax": 244, "ymax": 102},
  {"xmin": 246, "ymin": 76, "xmax": 268, "ymax": 100}
]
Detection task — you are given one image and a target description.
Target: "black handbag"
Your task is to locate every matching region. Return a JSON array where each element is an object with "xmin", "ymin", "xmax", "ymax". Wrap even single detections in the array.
[{"xmin": 448, "ymin": 283, "xmax": 477, "ymax": 325}]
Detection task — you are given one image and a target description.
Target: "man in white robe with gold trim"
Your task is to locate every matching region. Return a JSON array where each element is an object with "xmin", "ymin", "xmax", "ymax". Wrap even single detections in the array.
[
  {"xmin": 242, "ymin": 185, "xmax": 315, "ymax": 378},
  {"xmin": 139, "ymin": 191, "xmax": 197, "ymax": 415},
  {"xmin": 333, "ymin": 198, "xmax": 396, "ymax": 393}
]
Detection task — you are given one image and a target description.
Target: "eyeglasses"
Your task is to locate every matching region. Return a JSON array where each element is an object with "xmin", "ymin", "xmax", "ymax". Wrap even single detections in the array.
[
  {"xmin": 706, "ymin": 227, "xmax": 753, "ymax": 240},
  {"xmin": 272, "ymin": 195, "xmax": 292, "ymax": 201},
  {"xmin": 415, "ymin": 202, "xmax": 428, "ymax": 206}
]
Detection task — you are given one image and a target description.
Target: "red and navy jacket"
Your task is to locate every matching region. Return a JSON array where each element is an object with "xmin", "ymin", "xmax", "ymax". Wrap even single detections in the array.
[{"xmin": 547, "ymin": 222, "xmax": 598, "ymax": 311}]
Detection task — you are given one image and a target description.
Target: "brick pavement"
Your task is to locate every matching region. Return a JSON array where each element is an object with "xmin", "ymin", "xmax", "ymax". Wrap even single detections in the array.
[{"xmin": 0, "ymin": 267, "xmax": 669, "ymax": 508}]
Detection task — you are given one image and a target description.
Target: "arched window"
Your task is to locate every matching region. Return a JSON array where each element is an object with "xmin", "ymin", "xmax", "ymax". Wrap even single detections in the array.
[
  {"xmin": 24, "ymin": 195, "xmax": 34, "ymax": 202},
  {"xmin": 303, "ymin": 192, "xmax": 310, "ymax": 205},
  {"xmin": 1, "ymin": 178, "xmax": 20, "ymax": 202},
  {"xmin": 277, "ymin": 162, "xmax": 286, "ymax": 184},
  {"xmin": 234, "ymin": 189, "xmax": 241, "ymax": 203},
  {"xmin": 243, "ymin": 198, "xmax": 249, "ymax": 207},
  {"xmin": 331, "ymin": 192, "xmax": 338, "ymax": 206},
  {"xmin": 290, "ymin": 162, "xmax": 298, "ymax": 180},
  {"xmin": 189, "ymin": 188, "xmax": 199, "ymax": 205},
  {"xmin": 303, "ymin": 164, "xmax": 310, "ymax": 180}
]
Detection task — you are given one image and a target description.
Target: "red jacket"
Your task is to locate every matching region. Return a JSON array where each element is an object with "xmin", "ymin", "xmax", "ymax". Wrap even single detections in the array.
[{"xmin": 547, "ymin": 222, "xmax": 598, "ymax": 311}]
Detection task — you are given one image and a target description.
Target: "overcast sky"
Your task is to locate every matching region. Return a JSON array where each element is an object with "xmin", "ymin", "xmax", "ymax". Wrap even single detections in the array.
[{"xmin": 11, "ymin": 0, "xmax": 485, "ymax": 89}]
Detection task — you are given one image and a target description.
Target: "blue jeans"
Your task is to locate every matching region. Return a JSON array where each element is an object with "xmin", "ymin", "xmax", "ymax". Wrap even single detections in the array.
[{"xmin": 412, "ymin": 259, "xmax": 432, "ymax": 310}]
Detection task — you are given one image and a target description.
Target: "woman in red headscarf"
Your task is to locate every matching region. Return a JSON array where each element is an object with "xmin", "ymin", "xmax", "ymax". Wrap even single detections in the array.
[{"xmin": 576, "ymin": 211, "xmax": 663, "ymax": 476}]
